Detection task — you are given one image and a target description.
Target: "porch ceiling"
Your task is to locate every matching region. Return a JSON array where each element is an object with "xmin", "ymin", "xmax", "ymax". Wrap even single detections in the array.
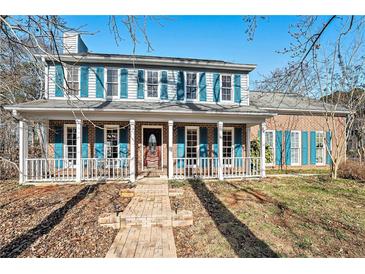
[{"xmin": 5, "ymin": 99, "xmax": 276, "ymax": 124}]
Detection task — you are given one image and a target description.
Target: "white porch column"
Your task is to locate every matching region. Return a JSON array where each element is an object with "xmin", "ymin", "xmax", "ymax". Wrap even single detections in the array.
[
  {"xmin": 19, "ymin": 120, "xmax": 28, "ymax": 184},
  {"xmin": 246, "ymin": 126, "xmax": 251, "ymax": 157},
  {"xmin": 168, "ymin": 120, "xmax": 174, "ymax": 179},
  {"xmin": 75, "ymin": 119, "xmax": 82, "ymax": 183},
  {"xmin": 260, "ymin": 122, "xmax": 266, "ymax": 178},
  {"xmin": 129, "ymin": 120, "xmax": 136, "ymax": 182},
  {"xmin": 218, "ymin": 121, "xmax": 224, "ymax": 180}
]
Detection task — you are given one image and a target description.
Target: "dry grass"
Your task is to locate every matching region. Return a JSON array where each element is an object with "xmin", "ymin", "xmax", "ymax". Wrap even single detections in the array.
[
  {"xmin": 170, "ymin": 176, "xmax": 365, "ymax": 257},
  {"xmin": 0, "ymin": 180, "xmax": 132, "ymax": 258}
]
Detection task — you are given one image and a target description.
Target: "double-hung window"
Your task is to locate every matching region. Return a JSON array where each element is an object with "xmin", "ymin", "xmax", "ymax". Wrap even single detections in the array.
[
  {"xmin": 186, "ymin": 127, "xmax": 199, "ymax": 166},
  {"xmin": 316, "ymin": 131, "xmax": 325, "ymax": 165},
  {"xmin": 106, "ymin": 68, "xmax": 119, "ymax": 97},
  {"xmin": 221, "ymin": 75, "xmax": 232, "ymax": 101},
  {"xmin": 105, "ymin": 126, "xmax": 119, "ymax": 159},
  {"xmin": 146, "ymin": 70, "xmax": 159, "ymax": 98},
  {"xmin": 186, "ymin": 72, "xmax": 197, "ymax": 100},
  {"xmin": 64, "ymin": 125, "xmax": 76, "ymax": 166},
  {"xmin": 265, "ymin": 130, "xmax": 275, "ymax": 165},
  {"xmin": 66, "ymin": 66, "xmax": 79, "ymax": 96},
  {"xmin": 290, "ymin": 131, "xmax": 301, "ymax": 165}
]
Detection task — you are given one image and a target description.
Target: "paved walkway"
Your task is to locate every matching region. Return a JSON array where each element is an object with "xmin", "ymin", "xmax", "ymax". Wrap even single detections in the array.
[{"xmin": 106, "ymin": 179, "xmax": 177, "ymax": 258}]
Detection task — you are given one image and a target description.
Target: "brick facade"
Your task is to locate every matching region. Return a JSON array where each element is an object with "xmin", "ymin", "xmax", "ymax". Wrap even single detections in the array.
[{"xmin": 250, "ymin": 114, "xmax": 346, "ymax": 168}]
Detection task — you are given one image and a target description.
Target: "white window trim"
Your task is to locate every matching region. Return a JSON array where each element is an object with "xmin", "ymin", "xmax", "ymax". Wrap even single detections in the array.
[
  {"xmin": 290, "ymin": 130, "xmax": 301, "ymax": 166},
  {"xmin": 223, "ymin": 127, "xmax": 234, "ymax": 167},
  {"xmin": 315, "ymin": 131, "xmax": 326, "ymax": 166},
  {"xmin": 185, "ymin": 126, "xmax": 200, "ymax": 167},
  {"xmin": 185, "ymin": 71, "xmax": 200, "ymax": 102},
  {"xmin": 265, "ymin": 130, "xmax": 276, "ymax": 166},
  {"xmin": 104, "ymin": 125, "xmax": 120, "ymax": 159},
  {"xmin": 63, "ymin": 124, "xmax": 77, "ymax": 166},
  {"xmin": 220, "ymin": 74, "xmax": 233, "ymax": 102},
  {"xmin": 145, "ymin": 69, "xmax": 160, "ymax": 100},
  {"xmin": 105, "ymin": 67, "xmax": 120, "ymax": 99},
  {"xmin": 64, "ymin": 66, "xmax": 80, "ymax": 97}
]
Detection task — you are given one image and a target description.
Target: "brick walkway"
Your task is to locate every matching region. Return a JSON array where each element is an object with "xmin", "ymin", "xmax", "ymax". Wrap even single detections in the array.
[{"xmin": 106, "ymin": 179, "xmax": 177, "ymax": 258}]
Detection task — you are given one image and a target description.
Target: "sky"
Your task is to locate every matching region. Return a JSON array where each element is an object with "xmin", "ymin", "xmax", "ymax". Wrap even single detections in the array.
[{"xmin": 62, "ymin": 16, "xmax": 303, "ymax": 85}]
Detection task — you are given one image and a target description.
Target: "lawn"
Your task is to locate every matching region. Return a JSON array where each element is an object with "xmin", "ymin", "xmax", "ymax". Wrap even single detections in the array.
[
  {"xmin": 170, "ymin": 176, "xmax": 365, "ymax": 257},
  {"xmin": 0, "ymin": 181, "xmax": 132, "ymax": 258}
]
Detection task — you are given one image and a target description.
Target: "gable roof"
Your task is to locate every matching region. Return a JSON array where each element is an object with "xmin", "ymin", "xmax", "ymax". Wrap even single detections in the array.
[{"xmin": 249, "ymin": 91, "xmax": 349, "ymax": 115}]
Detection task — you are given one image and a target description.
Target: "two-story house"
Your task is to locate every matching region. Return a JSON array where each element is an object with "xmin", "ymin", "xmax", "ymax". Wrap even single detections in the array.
[{"xmin": 5, "ymin": 32, "xmax": 348, "ymax": 184}]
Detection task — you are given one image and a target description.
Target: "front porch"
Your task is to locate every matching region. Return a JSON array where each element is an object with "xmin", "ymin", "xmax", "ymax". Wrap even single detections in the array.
[{"xmin": 18, "ymin": 119, "xmax": 268, "ymax": 183}]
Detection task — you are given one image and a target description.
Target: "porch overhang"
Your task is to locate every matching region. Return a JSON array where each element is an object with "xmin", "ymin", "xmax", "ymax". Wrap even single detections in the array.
[{"xmin": 5, "ymin": 100, "xmax": 276, "ymax": 124}]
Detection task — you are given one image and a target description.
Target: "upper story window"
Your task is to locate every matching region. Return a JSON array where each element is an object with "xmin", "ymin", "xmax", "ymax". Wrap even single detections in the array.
[
  {"xmin": 146, "ymin": 70, "xmax": 159, "ymax": 98},
  {"xmin": 66, "ymin": 66, "xmax": 79, "ymax": 96},
  {"xmin": 106, "ymin": 68, "xmax": 119, "ymax": 97},
  {"xmin": 221, "ymin": 75, "xmax": 232, "ymax": 101},
  {"xmin": 186, "ymin": 72, "xmax": 197, "ymax": 100}
]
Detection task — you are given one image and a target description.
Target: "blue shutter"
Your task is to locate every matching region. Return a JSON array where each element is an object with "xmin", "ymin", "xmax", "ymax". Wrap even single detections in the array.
[
  {"xmin": 82, "ymin": 126, "xmax": 88, "ymax": 159},
  {"xmin": 80, "ymin": 66, "xmax": 89, "ymax": 97},
  {"xmin": 160, "ymin": 71, "xmax": 168, "ymax": 100},
  {"xmin": 54, "ymin": 126, "xmax": 63, "ymax": 168},
  {"xmin": 120, "ymin": 126, "xmax": 129, "ymax": 167},
  {"xmin": 199, "ymin": 127, "xmax": 208, "ymax": 167},
  {"xmin": 310, "ymin": 131, "xmax": 316, "ymax": 164},
  {"xmin": 234, "ymin": 74, "xmax": 241, "ymax": 103},
  {"xmin": 177, "ymin": 127, "xmax": 185, "ymax": 168},
  {"xmin": 213, "ymin": 73, "xmax": 220, "ymax": 102},
  {"xmin": 120, "ymin": 68, "xmax": 128, "ymax": 99},
  {"xmin": 199, "ymin": 73, "xmax": 207, "ymax": 102},
  {"xmin": 95, "ymin": 127, "xmax": 104, "ymax": 158},
  {"xmin": 285, "ymin": 130, "xmax": 291, "ymax": 165},
  {"xmin": 55, "ymin": 64, "xmax": 64, "ymax": 97},
  {"xmin": 234, "ymin": 128, "xmax": 242, "ymax": 157},
  {"xmin": 137, "ymin": 70, "xmax": 144, "ymax": 99},
  {"xmin": 301, "ymin": 131, "xmax": 308, "ymax": 165},
  {"xmin": 96, "ymin": 67, "xmax": 104, "ymax": 98},
  {"xmin": 176, "ymin": 71, "xmax": 185, "ymax": 101},
  {"xmin": 326, "ymin": 131, "xmax": 332, "ymax": 164},
  {"xmin": 275, "ymin": 130, "xmax": 283, "ymax": 166}
]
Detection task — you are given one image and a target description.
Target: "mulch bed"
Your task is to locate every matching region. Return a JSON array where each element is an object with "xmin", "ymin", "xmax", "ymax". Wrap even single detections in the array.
[{"xmin": 0, "ymin": 181, "xmax": 132, "ymax": 258}]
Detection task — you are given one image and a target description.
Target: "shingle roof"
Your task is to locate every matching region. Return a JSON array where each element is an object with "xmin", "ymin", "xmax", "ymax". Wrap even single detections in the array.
[
  {"xmin": 6, "ymin": 99, "xmax": 274, "ymax": 116},
  {"xmin": 249, "ymin": 91, "xmax": 349, "ymax": 114}
]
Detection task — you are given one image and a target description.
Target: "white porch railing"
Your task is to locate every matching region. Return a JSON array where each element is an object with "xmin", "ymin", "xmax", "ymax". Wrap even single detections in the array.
[
  {"xmin": 173, "ymin": 157, "xmax": 261, "ymax": 179},
  {"xmin": 81, "ymin": 158, "xmax": 130, "ymax": 181},
  {"xmin": 25, "ymin": 158, "xmax": 130, "ymax": 182}
]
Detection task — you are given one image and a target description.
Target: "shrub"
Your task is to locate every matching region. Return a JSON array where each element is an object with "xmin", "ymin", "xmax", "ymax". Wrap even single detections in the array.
[
  {"xmin": 338, "ymin": 160, "xmax": 365, "ymax": 182},
  {"xmin": 250, "ymin": 139, "xmax": 273, "ymax": 163}
]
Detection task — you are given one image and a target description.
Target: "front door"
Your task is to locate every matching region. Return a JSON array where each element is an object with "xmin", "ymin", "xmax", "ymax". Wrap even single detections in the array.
[{"xmin": 143, "ymin": 128, "xmax": 162, "ymax": 170}]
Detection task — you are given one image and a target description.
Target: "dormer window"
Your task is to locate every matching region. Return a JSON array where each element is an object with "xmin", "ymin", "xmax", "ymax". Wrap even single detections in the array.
[
  {"xmin": 66, "ymin": 66, "xmax": 79, "ymax": 96},
  {"xmin": 146, "ymin": 70, "xmax": 159, "ymax": 98},
  {"xmin": 186, "ymin": 72, "xmax": 197, "ymax": 100},
  {"xmin": 106, "ymin": 68, "xmax": 118, "ymax": 97},
  {"xmin": 221, "ymin": 75, "xmax": 232, "ymax": 101}
]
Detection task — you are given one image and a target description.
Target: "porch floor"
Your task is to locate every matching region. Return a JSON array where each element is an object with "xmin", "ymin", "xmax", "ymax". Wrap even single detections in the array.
[{"xmin": 105, "ymin": 179, "xmax": 177, "ymax": 258}]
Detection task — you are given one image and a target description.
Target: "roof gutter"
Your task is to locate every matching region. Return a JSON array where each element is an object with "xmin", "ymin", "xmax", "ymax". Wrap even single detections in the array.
[{"xmin": 261, "ymin": 107, "xmax": 350, "ymax": 116}]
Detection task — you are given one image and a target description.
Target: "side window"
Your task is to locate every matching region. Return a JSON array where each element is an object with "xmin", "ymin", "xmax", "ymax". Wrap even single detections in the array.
[
  {"xmin": 186, "ymin": 72, "xmax": 198, "ymax": 100},
  {"xmin": 221, "ymin": 75, "xmax": 232, "ymax": 101},
  {"xmin": 290, "ymin": 131, "xmax": 301, "ymax": 165},
  {"xmin": 106, "ymin": 68, "xmax": 118, "ymax": 97},
  {"xmin": 316, "ymin": 131, "xmax": 325, "ymax": 164}
]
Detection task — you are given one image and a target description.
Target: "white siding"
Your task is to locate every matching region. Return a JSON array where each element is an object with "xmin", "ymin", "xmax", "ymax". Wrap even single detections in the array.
[
  {"xmin": 206, "ymin": 72, "xmax": 213, "ymax": 102},
  {"xmin": 48, "ymin": 65, "xmax": 56, "ymax": 98},
  {"xmin": 88, "ymin": 67, "xmax": 96, "ymax": 98},
  {"xmin": 241, "ymin": 73, "xmax": 249, "ymax": 106},
  {"xmin": 127, "ymin": 69, "xmax": 138, "ymax": 99},
  {"xmin": 63, "ymin": 33, "xmax": 78, "ymax": 54}
]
